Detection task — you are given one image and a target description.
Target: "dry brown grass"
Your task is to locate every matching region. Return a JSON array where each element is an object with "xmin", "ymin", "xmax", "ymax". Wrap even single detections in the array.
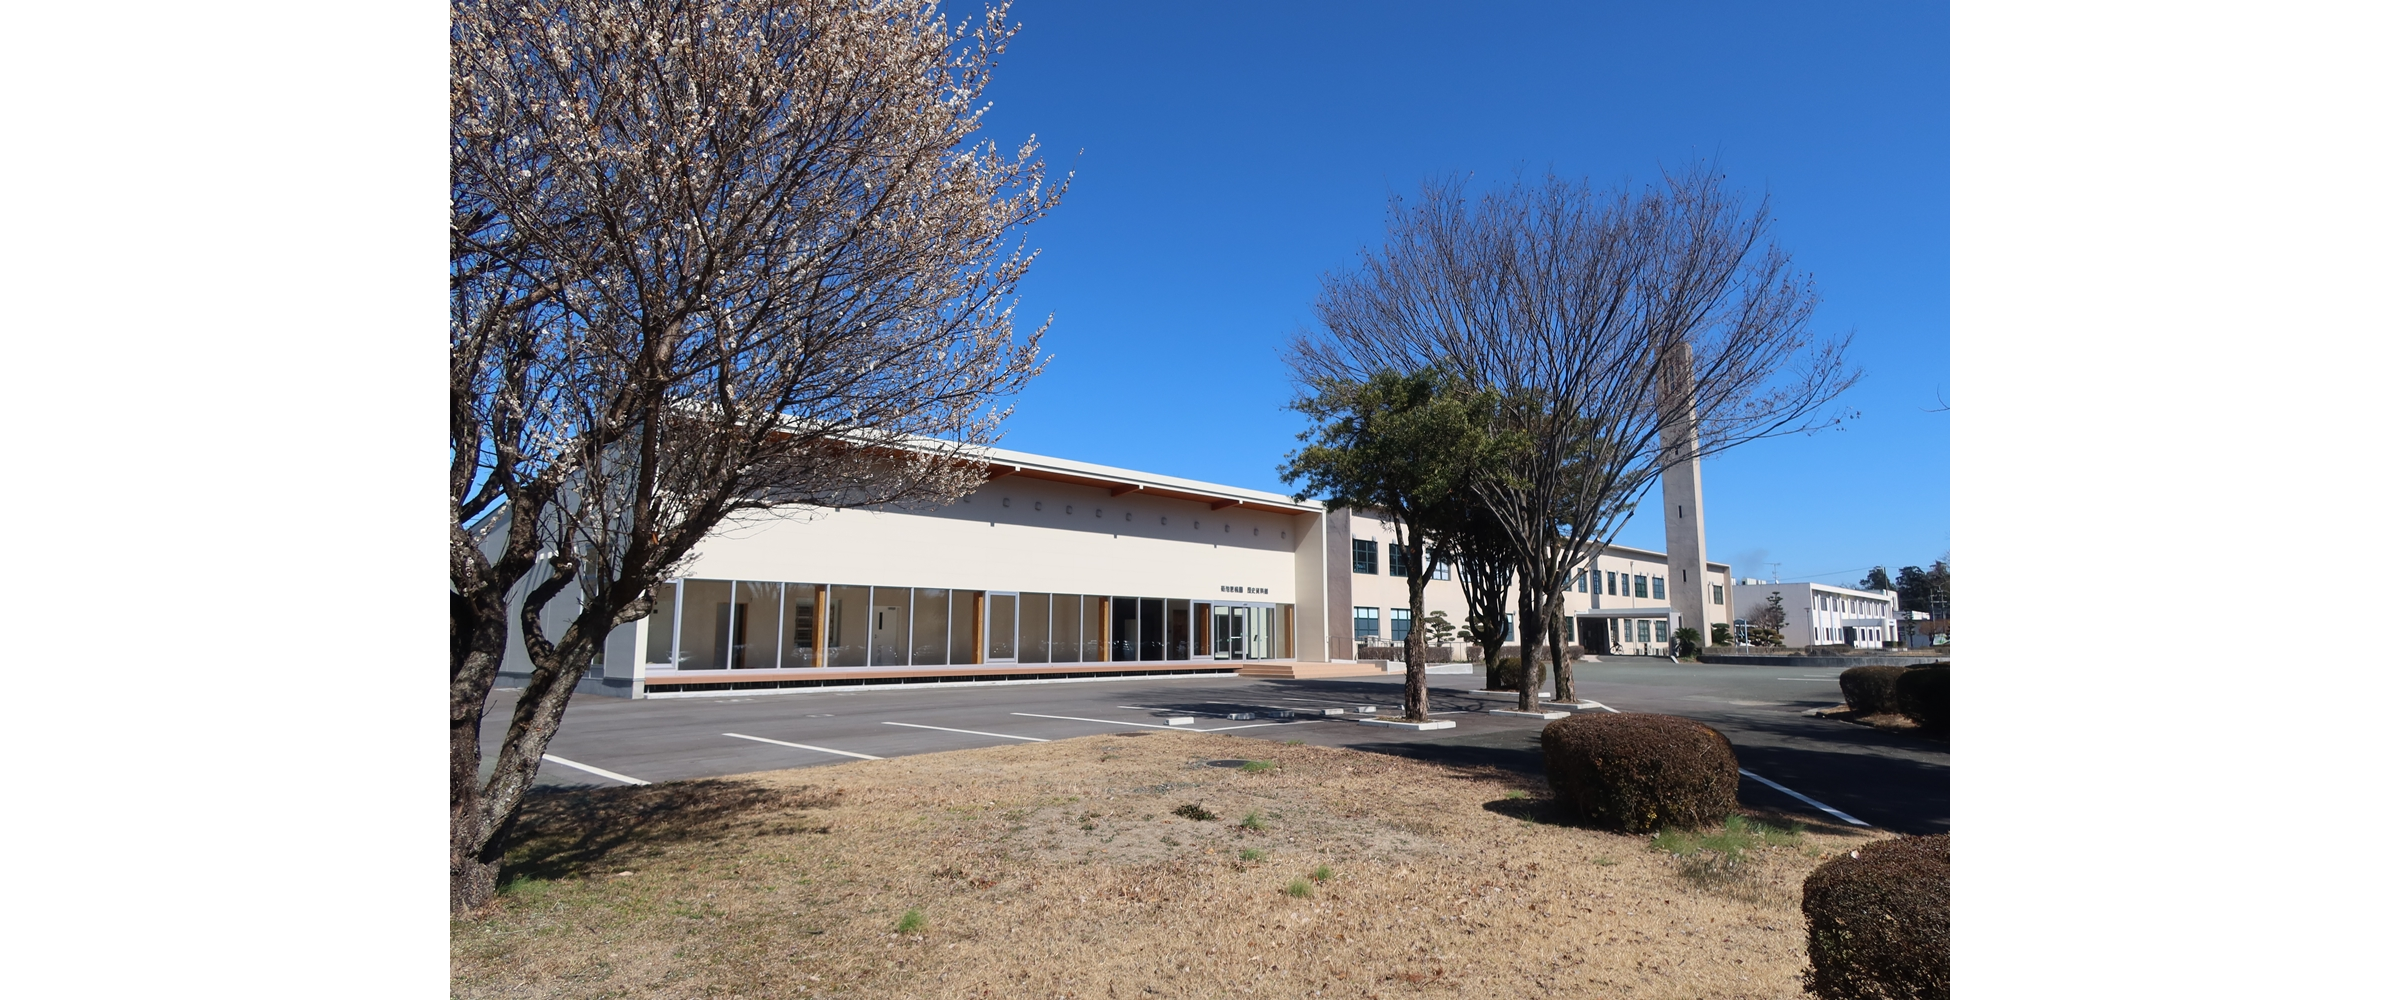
[
  {"xmin": 1811, "ymin": 705, "xmax": 1928, "ymax": 736},
  {"xmin": 453, "ymin": 732, "xmax": 1879, "ymax": 999}
]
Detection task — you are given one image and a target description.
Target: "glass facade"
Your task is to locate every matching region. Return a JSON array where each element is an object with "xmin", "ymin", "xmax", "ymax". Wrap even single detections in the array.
[
  {"xmin": 1139, "ymin": 598, "xmax": 1165, "ymax": 661},
  {"xmin": 677, "ymin": 579, "xmax": 732, "ymax": 670},
  {"xmin": 1111, "ymin": 597, "xmax": 1138, "ymax": 661},
  {"xmin": 1051, "ymin": 595, "xmax": 1079, "ymax": 663},
  {"xmin": 1018, "ymin": 592, "xmax": 1050, "ymax": 664},
  {"xmin": 644, "ymin": 582, "xmax": 676, "ymax": 664},
  {"xmin": 737, "ymin": 581, "xmax": 780, "ymax": 669},
  {"xmin": 988, "ymin": 593, "xmax": 1017, "ymax": 662},
  {"xmin": 1168, "ymin": 600, "xmax": 1192, "ymax": 660},
  {"xmin": 643, "ymin": 579, "xmax": 1284, "ymax": 670},
  {"xmin": 827, "ymin": 585, "xmax": 870, "ymax": 667},
  {"xmin": 868, "ymin": 586, "xmax": 906, "ymax": 666},
  {"xmin": 911, "ymin": 588, "xmax": 949, "ymax": 665},
  {"xmin": 787, "ymin": 585, "xmax": 819, "ymax": 668}
]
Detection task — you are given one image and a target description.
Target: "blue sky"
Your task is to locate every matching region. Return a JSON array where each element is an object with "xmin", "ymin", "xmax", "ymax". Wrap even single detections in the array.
[{"xmin": 971, "ymin": 0, "xmax": 1949, "ymax": 587}]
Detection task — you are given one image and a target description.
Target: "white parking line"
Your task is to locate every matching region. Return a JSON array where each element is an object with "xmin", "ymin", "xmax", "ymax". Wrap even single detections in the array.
[
  {"xmin": 1198, "ymin": 719, "xmax": 1327, "ymax": 732},
  {"xmin": 541, "ymin": 753, "xmax": 650, "ymax": 785},
  {"xmin": 881, "ymin": 722, "xmax": 1048, "ymax": 742},
  {"xmin": 1580, "ymin": 700, "xmax": 1868, "ymax": 826},
  {"xmin": 1013, "ymin": 712, "xmax": 1189, "ymax": 730},
  {"xmin": 723, "ymin": 733, "xmax": 884, "ymax": 760},
  {"xmin": 1739, "ymin": 769, "xmax": 1871, "ymax": 826},
  {"xmin": 1012, "ymin": 712, "xmax": 1317, "ymax": 735}
]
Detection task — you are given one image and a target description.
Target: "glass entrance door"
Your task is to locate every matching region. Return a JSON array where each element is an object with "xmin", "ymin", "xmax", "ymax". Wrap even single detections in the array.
[
  {"xmin": 1212, "ymin": 605, "xmax": 1275, "ymax": 661},
  {"xmin": 986, "ymin": 593, "xmax": 1017, "ymax": 663}
]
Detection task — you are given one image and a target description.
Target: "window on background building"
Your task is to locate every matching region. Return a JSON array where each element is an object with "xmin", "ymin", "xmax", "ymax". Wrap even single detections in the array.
[
  {"xmin": 1711, "ymin": 583, "xmax": 1724, "ymax": 605},
  {"xmin": 1636, "ymin": 619, "xmax": 1651, "ymax": 643},
  {"xmin": 1633, "ymin": 575, "xmax": 1648, "ymax": 598},
  {"xmin": 1352, "ymin": 539, "xmax": 1377, "ymax": 574},
  {"xmin": 1653, "ymin": 576, "xmax": 1665, "ymax": 600},
  {"xmin": 1608, "ymin": 618, "xmax": 1619, "ymax": 642},
  {"xmin": 1353, "ymin": 606, "xmax": 1380, "ymax": 639},
  {"xmin": 1606, "ymin": 571, "xmax": 1618, "ymax": 595},
  {"xmin": 1388, "ymin": 542, "xmax": 1406, "ymax": 576},
  {"xmin": 1390, "ymin": 608, "xmax": 1412, "ymax": 640},
  {"xmin": 1503, "ymin": 613, "xmax": 1515, "ymax": 642},
  {"xmin": 1431, "ymin": 562, "xmax": 1451, "ymax": 581},
  {"xmin": 1576, "ymin": 572, "xmax": 1589, "ymax": 593}
]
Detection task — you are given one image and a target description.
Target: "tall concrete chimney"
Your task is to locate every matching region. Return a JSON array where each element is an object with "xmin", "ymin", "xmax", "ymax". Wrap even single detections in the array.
[{"xmin": 1661, "ymin": 344, "xmax": 1708, "ymax": 649}]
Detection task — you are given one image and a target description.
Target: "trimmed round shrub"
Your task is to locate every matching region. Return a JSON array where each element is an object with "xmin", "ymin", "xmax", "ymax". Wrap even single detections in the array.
[
  {"xmin": 1538, "ymin": 713, "xmax": 1739, "ymax": 832},
  {"xmin": 1839, "ymin": 665, "xmax": 1910, "ymax": 715},
  {"xmin": 1484, "ymin": 656, "xmax": 1545, "ymax": 691},
  {"xmin": 1802, "ymin": 834, "xmax": 1949, "ymax": 1000},
  {"xmin": 1893, "ymin": 665, "xmax": 1949, "ymax": 734}
]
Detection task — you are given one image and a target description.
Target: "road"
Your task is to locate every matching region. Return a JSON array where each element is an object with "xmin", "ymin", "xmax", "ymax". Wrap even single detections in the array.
[{"xmin": 480, "ymin": 656, "xmax": 1948, "ymax": 834}]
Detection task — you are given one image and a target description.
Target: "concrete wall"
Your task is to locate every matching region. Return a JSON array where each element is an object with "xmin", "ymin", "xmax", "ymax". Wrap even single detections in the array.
[{"xmin": 1322, "ymin": 507, "xmax": 1353, "ymax": 661}]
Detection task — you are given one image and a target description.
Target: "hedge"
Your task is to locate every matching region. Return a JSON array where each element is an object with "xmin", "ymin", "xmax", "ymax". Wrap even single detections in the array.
[
  {"xmin": 1894, "ymin": 665, "xmax": 1949, "ymax": 734},
  {"xmin": 1538, "ymin": 713, "xmax": 1739, "ymax": 832},
  {"xmin": 1484, "ymin": 656, "xmax": 1547, "ymax": 691},
  {"xmin": 1838, "ymin": 665, "xmax": 1910, "ymax": 715},
  {"xmin": 1802, "ymin": 834, "xmax": 1950, "ymax": 999}
]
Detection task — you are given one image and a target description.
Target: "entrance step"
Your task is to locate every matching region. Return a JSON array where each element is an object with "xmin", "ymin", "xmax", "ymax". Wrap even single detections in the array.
[{"xmin": 1234, "ymin": 661, "xmax": 1389, "ymax": 680}]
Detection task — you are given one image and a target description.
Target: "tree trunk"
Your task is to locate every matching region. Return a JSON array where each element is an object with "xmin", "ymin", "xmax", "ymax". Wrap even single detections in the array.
[
  {"xmin": 449, "ymin": 582, "xmax": 513, "ymax": 914},
  {"xmin": 1404, "ymin": 539, "xmax": 1430, "ymax": 722},
  {"xmin": 1516, "ymin": 585, "xmax": 1541, "ymax": 712},
  {"xmin": 450, "ymin": 552, "xmax": 610, "ymax": 914},
  {"xmin": 1549, "ymin": 595, "xmax": 1575, "ymax": 704}
]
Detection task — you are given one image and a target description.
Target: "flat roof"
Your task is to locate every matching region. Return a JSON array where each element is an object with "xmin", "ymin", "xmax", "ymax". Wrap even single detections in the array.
[{"xmin": 1730, "ymin": 580, "xmax": 1895, "ymax": 598}]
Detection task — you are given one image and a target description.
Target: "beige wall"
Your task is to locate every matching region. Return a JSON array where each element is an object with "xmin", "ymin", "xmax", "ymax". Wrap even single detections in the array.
[
  {"xmin": 1341, "ymin": 510, "xmax": 1479, "ymax": 642},
  {"xmin": 680, "ymin": 474, "xmax": 1320, "ymax": 632},
  {"xmin": 1340, "ymin": 508, "xmax": 1733, "ymax": 651}
]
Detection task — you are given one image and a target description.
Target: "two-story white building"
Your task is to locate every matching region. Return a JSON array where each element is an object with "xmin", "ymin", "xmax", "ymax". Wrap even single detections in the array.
[
  {"xmin": 1727, "ymin": 579, "xmax": 1901, "ymax": 647},
  {"xmin": 1340, "ymin": 509, "xmax": 1734, "ymax": 658}
]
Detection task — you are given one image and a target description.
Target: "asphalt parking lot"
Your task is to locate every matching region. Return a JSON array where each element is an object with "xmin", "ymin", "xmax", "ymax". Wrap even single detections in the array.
[{"xmin": 481, "ymin": 656, "xmax": 1949, "ymax": 834}]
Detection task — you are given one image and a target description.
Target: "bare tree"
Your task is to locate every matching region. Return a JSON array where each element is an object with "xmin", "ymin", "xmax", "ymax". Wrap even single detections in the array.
[
  {"xmin": 1294, "ymin": 169, "xmax": 1857, "ymax": 711},
  {"xmin": 1446, "ymin": 493, "xmax": 1516, "ymax": 681},
  {"xmin": 450, "ymin": 0, "xmax": 1062, "ymax": 913}
]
